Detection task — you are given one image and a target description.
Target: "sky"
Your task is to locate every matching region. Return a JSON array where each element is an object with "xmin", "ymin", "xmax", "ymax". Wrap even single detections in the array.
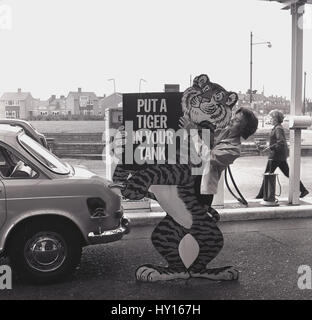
[{"xmin": 0, "ymin": 0, "xmax": 311, "ymax": 100}]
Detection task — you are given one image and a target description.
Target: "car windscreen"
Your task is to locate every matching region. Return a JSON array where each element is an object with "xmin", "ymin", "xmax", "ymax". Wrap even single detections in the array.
[{"xmin": 18, "ymin": 133, "xmax": 70, "ymax": 175}]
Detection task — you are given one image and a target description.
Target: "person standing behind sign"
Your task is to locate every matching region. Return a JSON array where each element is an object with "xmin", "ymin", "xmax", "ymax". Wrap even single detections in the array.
[
  {"xmin": 180, "ymin": 107, "xmax": 259, "ymax": 218},
  {"xmin": 255, "ymin": 109, "xmax": 309, "ymax": 199}
]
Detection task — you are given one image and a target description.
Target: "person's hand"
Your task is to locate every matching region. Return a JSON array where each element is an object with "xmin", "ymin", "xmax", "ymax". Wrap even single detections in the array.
[{"xmin": 179, "ymin": 113, "xmax": 197, "ymax": 132}]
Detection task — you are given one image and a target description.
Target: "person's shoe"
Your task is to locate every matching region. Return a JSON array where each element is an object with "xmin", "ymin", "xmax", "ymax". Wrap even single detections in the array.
[
  {"xmin": 207, "ymin": 207, "xmax": 220, "ymax": 222},
  {"xmin": 300, "ymin": 190, "xmax": 309, "ymax": 198}
]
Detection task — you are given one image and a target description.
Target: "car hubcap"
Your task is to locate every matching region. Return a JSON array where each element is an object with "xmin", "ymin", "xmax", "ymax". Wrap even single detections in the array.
[{"xmin": 24, "ymin": 232, "xmax": 67, "ymax": 272}]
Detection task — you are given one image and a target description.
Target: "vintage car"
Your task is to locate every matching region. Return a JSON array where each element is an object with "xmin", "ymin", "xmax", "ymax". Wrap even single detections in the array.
[
  {"xmin": 0, "ymin": 118, "xmax": 48, "ymax": 148},
  {"xmin": 0, "ymin": 124, "xmax": 130, "ymax": 284}
]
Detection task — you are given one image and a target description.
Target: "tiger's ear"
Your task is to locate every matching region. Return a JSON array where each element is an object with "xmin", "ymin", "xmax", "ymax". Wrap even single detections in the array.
[
  {"xmin": 193, "ymin": 74, "xmax": 210, "ymax": 88},
  {"xmin": 225, "ymin": 92, "xmax": 238, "ymax": 108}
]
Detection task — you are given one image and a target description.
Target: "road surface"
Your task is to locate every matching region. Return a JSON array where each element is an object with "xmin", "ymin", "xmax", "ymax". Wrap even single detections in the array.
[{"xmin": 1, "ymin": 218, "xmax": 312, "ymax": 300}]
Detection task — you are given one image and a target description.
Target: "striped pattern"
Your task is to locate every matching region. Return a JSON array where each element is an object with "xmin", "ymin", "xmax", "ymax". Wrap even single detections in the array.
[
  {"xmin": 190, "ymin": 266, "xmax": 239, "ymax": 281},
  {"xmin": 120, "ymin": 164, "xmax": 234, "ymax": 281},
  {"xmin": 112, "ymin": 165, "xmax": 136, "ymax": 183}
]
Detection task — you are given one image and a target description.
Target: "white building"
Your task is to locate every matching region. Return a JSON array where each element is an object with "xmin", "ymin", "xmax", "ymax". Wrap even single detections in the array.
[{"xmin": 0, "ymin": 89, "xmax": 38, "ymax": 119}]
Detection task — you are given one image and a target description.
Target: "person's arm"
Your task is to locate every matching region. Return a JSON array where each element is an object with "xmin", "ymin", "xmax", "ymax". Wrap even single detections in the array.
[
  {"xmin": 191, "ymin": 133, "xmax": 240, "ymax": 167},
  {"xmin": 179, "ymin": 115, "xmax": 215, "ymax": 161},
  {"xmin": 179, "ymin": 115, "xmax": 207, "ymax": 158},
  {"xmin": 270, "ymin": 127, "xmax": 286, "ymax": 151},
  {"xmin": 190, "ymin": 131, "xmax": 211, "ymax": 161},
  {"xmin": 200, "ymin": 142, "xmax": 240, "ymax": 196},
  {"xmin": 209, "ymin": 143, "xmax": 241, "ymax": 167}
]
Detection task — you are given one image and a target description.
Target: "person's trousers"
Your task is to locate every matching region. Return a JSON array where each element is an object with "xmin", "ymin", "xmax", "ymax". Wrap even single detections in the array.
[
  {"xmin": 256, "ymin": 159, "xmax": 307, "ymax": 198},
  {"xmin": 195, "ymin": 175, "xmax": 214, "ymax": 206}
]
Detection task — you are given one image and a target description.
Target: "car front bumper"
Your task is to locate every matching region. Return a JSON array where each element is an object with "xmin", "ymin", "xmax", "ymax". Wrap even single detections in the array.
[{"xmin": 87, "ymin": 217, "xmax": 130, "ymax": 245}]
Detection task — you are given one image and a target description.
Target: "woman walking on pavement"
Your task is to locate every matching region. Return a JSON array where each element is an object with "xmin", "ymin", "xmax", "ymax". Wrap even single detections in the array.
[{"xmin": 256, "ymin": 109, "xmax": 309, "ymax": 199}]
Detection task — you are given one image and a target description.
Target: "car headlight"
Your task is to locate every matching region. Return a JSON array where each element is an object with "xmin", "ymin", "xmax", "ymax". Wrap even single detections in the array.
[{"xmin": 87, "ymin": 198, "xmax": 107, "ymax": 218}]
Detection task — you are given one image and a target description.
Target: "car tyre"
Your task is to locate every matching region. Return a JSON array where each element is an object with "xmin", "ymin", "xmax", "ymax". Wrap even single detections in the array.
[{"xmin": 8, "ymin": 219, "xmax": 82, "ymax": 284}]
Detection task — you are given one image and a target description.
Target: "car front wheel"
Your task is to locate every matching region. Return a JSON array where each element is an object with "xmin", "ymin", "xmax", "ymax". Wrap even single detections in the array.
[{"xmin": 8, "ymin": 219, "xmax": 82, "ymax": 284}]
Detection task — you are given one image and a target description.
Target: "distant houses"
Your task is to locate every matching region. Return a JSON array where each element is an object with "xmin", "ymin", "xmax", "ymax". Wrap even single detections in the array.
[
  {"xmin": 0, "ymin": 89, "xmax": 38, "ymax": 119},
  {"xmin": 0, "ymin": 87, "xmax": 292, "ymax": 120},
  {"xmin": 0, "ymin": 88, "xmax": 123, "ymax": 119},
  {"xmin": 99, "ymin": 92, "xmax": 122, "ymax": 113},
  {"xmin": 237, "ymin": 91, "xmax": 290, "ymax": 114},
  {"xmin": 37, "ymin": 95, "xmax": 67, "ymax": 116},
  {"xmin": 66, "ymin": 88, "xmax": 101, "ymax": 116}
]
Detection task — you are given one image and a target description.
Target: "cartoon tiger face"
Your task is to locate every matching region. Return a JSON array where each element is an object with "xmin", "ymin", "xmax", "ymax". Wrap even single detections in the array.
[{"xmin": 182, "ymin": 74, "xmax": 238, "ymax": 129}]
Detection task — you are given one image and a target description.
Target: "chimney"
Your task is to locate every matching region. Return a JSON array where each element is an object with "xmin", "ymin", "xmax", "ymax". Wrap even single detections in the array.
[
  {"xmin": 78, "ymin": 87, "xmax": 82, "ymax": 93},
  {"xmin": 48, "ymin": 95, "xmax": 56, "ymax": 104},
  {"xmin": 18, "ymin": 88, "xmax": 21, "ymax": 93}
]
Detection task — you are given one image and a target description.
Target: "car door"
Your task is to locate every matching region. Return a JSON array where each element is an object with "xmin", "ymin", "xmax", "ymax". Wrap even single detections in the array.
[
  {"xmin": 0, "ymin": 148, "xmax": 8, "ymax": 228},
  {"xmin": 0, "ymin": 143, "xmax": 42, "ymax": 227},
  {"xmin": 0, "ymin": 178, "xmax": 6, "ymax": 229}
]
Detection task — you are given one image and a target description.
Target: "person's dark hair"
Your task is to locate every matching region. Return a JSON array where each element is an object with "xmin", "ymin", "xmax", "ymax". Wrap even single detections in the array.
[{"xmin": 235, "ymin": 107, "xmax": 258, "ymax": 140}]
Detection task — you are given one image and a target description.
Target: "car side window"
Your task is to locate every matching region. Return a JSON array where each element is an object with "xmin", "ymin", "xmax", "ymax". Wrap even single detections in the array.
[
  {"xmin": 0, "ymin": 148, "xmax": 6, "ymax": 166},
  {"xmin": 0, "ymin": 145, "xmax": 38, "ymax": 179}
]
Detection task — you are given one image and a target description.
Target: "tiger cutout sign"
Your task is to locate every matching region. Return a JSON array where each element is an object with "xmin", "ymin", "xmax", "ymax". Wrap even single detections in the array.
[{"xmin": 112, "ymin": 74, "xmax": 243, "ymax": 282}]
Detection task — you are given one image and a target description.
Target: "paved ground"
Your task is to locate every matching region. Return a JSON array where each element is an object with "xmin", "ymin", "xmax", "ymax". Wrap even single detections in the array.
[
  {"xmin": 1, "ymin": 218, "xmax": 312, "ymax": 300},
  {"xmin": 63, "ymin": 155, "xmax": 312, "ymax": 201},
  {"xmin": 0, "ymin": 156, "xmax": 311, "ymax": 300}
]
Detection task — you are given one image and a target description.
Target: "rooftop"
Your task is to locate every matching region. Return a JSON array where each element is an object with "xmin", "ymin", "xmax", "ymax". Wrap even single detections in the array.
[{"xmin": 0, "ymin": 91, "xmax": 32, "ymax": 101}]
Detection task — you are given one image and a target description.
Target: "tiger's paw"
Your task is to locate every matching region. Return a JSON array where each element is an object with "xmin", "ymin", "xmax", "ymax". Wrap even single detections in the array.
[
  {"xmin": 189, "ymin": 266, "xmax": 239, "ymax": 281},
  {"xmin": 135, "ymin": 264, "xmax": 190, "ymax": 282}
]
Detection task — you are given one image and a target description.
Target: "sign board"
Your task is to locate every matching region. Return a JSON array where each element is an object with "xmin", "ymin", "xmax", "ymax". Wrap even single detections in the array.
[
  {"xmin": 106, "ymin": 90, "xmax": 225, "ymax": 208},
  {"xmin": 122, "ymin": 92, "xmax": 183, "ymax": 171}
]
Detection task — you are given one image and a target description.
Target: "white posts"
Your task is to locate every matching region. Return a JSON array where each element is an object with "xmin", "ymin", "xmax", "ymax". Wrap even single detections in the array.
[
  {"xmin": 212, "ymin": 173, "xmax": 225, "ymax": 208},
  {"xmin": 289, "ymin": 3, "xmax": 304, "ymax": 204}
]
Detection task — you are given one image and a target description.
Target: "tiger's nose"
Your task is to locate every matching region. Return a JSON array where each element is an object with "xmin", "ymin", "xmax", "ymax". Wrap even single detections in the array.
[{"xmin": 202, "ymin": 91, "xmax": 213, "ymax": 101}]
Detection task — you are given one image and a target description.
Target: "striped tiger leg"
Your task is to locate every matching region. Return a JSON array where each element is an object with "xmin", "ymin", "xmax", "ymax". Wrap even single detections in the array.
[
  {"xmin": 112, "ymin": 164, "xmax": 136, "ymax": 183},
  {"xmin": 187, "ymin": 215, "xmax": 239, "ymax": 281},
  {"xmin": 135, "ymin": 215, "xmax": 190, "ymax": 282},
  {"xmin": 188, "ymin": 217, "xmax": 224, "ymax": 273},
  {"xmin": 176, "ymin": 183, "xmax": 223, "ymax": 271},
  {"xmin": 152, "ymin": 215, "xmax": 188, "ymax": 271},
  {"xmin": 177, "ymin": 181, "xmax": 238, "ymax": 280},
  {"xmin": 122, "ymin": 164, "xmax": 190, "ymax": 200},
  {"xmin": 192, "ymin": 266, "xmax": 239, "ymax": 281}
]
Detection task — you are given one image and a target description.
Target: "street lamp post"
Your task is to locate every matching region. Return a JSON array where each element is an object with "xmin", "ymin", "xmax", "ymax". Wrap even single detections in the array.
[
  {"xmin": 250, "ymin": 32, "xmax": 272, "ymax": 105},
  {"xmin": 139, "ymin": 78, "xmax": 147, "ymax": 93}
]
